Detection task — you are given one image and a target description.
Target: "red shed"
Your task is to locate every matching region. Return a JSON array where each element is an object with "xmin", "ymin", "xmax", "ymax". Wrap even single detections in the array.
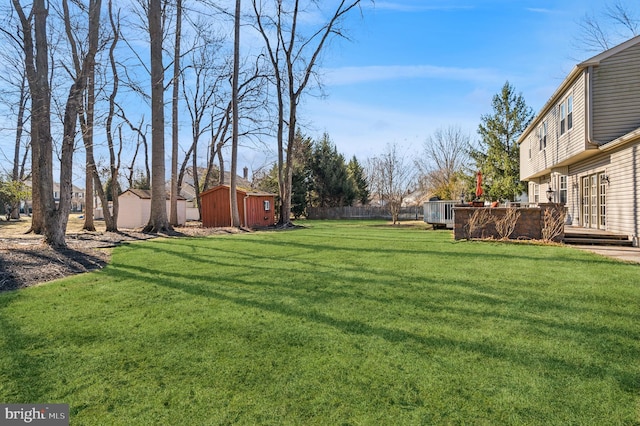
[{"xmin": 200, "ymin": 185, "xmax": 276, "ymax": 228}]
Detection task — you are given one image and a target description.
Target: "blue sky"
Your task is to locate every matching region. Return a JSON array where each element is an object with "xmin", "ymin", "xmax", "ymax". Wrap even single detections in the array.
[
  {"xmin": 291, "ymin": 0, "xmax": 624, "ymax": 165},
  {"xmin": 0, "ymin": 0, "xmax": 632, "ymax": 183}
]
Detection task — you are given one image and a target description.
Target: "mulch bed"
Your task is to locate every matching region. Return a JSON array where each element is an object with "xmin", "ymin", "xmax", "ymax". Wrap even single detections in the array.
[{"xmin": 0, "ymin": 226, "xmax": 244, "ymax": 293}]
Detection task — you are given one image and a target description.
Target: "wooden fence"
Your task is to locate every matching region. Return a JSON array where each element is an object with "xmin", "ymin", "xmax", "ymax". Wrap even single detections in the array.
[{"xmin": 306, "ymin": 206, "xmax": 423, "ymax": 220}]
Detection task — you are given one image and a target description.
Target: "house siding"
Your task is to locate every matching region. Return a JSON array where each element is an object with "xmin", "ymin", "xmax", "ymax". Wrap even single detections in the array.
[
  {"xmin": 605, "ymin": 141, "xmax": 640, "ymax": 242},
  {"xmin": 592, "ymin": 43, "xmax": 640, "ymax": 144},
  {"xmin": 520, "ymin": 73, "xmax": 588, "ymax": 180},
  {"xmin": 518, "ymin": 36, "xmax": 640, "ymax": 245}
]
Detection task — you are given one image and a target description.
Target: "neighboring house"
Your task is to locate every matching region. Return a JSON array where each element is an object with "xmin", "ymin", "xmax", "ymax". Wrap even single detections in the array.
[
  {"xmin": 518, "ymin": 35, "xmax": 640, "ymax": 246},
  {"xmin": 54, "ymin": 183, "xmax": 86, "ymax": 212},
  {"xmin": 200, "ymin": 185, "xmax": 275, "ymax": 228},
  {"xmin": 22, "ymin": 181, "xmax": 86, "ymax": 213},
  {"xmin": 117, "ymin": 189, "xmax": 186, "ymax": 229}
]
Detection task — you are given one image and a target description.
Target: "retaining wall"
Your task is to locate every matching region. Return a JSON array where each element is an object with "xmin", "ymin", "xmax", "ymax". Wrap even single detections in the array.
[{"xmin": 453, "ymin": 203, "xmax": 564, "ymax": 242}]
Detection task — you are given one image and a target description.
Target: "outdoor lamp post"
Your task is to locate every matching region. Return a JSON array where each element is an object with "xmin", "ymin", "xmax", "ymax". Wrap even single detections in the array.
[{"xmin": 546, "ymin": 187, "xmax": 554, "ymax": 202}]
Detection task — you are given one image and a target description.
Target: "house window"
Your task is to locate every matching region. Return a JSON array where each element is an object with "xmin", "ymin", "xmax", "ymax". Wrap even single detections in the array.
[
  {"xmin": 559, "ymin": 175, "xmax": 567, "ymax": 204},
  {"xmin": 538, "ymin": 121, "xmax": 547, "ymax": 150},
  {"xmin": 533, "ymin": 184, "xmax": 539, "ymax": 203},
  {"xmin": 567, "ymin": 95, "xmax": 573, "ymax": 131},
  {"xmin": 560, "ymin": 95, "xmax": 572, "ymax": 135},
  {"xmin": 263, "ymin": 200, "xmax": 271, "ymax": 211}
]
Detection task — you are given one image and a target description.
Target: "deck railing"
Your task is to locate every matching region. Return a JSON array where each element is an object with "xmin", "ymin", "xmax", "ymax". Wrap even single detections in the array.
[{"xmin": 423, "ymin": 200, "xmax": 456, "ymax": 229}]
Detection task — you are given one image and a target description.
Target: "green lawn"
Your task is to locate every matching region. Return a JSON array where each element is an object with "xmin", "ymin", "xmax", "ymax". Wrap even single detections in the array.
[{"xmin": 1, "ymin": 220, "xmax": 638, "ymax": 425}]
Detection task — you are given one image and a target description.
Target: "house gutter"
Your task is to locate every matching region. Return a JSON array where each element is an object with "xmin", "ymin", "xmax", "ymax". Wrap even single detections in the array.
[{"xmin": 599, "ymin": 127, "xmax": 640, "ymax": 152}]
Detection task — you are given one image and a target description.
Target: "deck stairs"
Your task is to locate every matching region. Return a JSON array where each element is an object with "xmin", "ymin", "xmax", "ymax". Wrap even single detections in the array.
[{"xmin": 563, "ymin": 228, "xmax": 633, "ymax": 247}]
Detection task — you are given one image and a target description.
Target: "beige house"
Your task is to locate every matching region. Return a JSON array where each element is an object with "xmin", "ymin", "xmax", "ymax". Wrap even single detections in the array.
[
  {"xmin": 22, "ymin": 181, "xmax": 85, "ymax": 214},
  {"xmin": 518, "ymin": 35, "xmax": 640, "ymax": 247}
]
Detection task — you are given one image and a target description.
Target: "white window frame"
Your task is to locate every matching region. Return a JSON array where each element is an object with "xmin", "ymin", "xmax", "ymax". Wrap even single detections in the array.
[
  {"xmin": 538, "ymin": 121, "xmax": 547, "ymax": 150},
  {"xmin": 559, "ymin": 95, "xmax": 572, "ymax": 136},
  {"xmin": 559, "ymin": 175, "xmax": 567, "ymax": 204},
  {"xmin": 567, "ymin": 95, "xmax": 573, "ymax": 131}
]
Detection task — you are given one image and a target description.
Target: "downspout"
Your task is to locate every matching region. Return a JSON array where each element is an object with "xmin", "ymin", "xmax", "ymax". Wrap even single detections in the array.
[{"xmin": 585, "ymin": 66, "xmax": 600, "ymax": 148}]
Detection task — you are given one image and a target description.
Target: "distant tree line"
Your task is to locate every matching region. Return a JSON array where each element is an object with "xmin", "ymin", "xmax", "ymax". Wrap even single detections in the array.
[{"xmin": 256, "ymin": 130, "xmax": 369, "ymax": 219}]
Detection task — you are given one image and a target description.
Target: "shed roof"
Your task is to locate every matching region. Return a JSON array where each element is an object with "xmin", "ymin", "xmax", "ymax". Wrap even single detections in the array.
[
  {"xmin": 200, "ymin": 184, "xmax": 276, "ymax": 198},
  {"xmin": 121, "ymin": 188, "xmax": 186, "ymax": 200}
]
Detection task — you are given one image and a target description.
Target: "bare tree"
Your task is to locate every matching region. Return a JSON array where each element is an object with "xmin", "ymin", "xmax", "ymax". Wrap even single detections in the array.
[
  {"xmin": 252, "ymin": 0, "xmax": 363, "ymax": 227},
  {"xmin": 180, "ymin": 31, "xmax": 223, "ymax": 221},
  {"xmin": 80, "ymin": 0, "xmax": 114, "ymax": 232},
  {"xmin": 40, "ymin": 0, "xmax": 103, "ymax": 246},
  {"xmin": 13, "ymin": 0, "xmax": 101, "ymax": 246},
  {"xmin": 144, "ymin": 0, "xmax": 170, "ymax": 233},
  {"xmin": 416, "ymin": 125, "xmax": 471, "ymax": 200},
  {"xmin": 576, "ymin": 1, "xmax": 638, "ymax": 54},
  {"xmin": 89, "ymin": 0, "xmax": 124, "ymax": 233},
  {"xmin": 230, "ymin": 0, "xmax": 242, "ymax": 227},
  {"xmin": 169, "ymin": 0, "xmax": 182, "ymax": 226},
  {"xmin": 12, "ymin": 0, "xmax": 50, "ymax": 235},
  {"xmin": 368, "ymin": 142, "xmax": 414, "ymax": 225},
  {"xmin": 0, "ymin": 16, "xmax": 31, "ymax": 218}
]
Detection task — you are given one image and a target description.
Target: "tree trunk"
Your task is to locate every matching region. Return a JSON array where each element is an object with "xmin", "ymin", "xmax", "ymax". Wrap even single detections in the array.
[
  {"xmin": 12, "ymin": 0, "xmax": 51, "ymax": 235},
  {"xmin": 192, "ymin": 139, "xmax": 201, "ymax": 222},
  {"xmin": 170, "ymin": 0, "xmax": 182, "ymax": 226},
  {"xmin": 11, "ymin": 71, "xmax": 28, "ymax": 220},
  {"xmin": 230, "ymin": 0, "xmax": 241, "ymax": 227},
  {"xmin": 82, "ymin": 61, "xmax": 97, "ymax": 232},
  {"xmin": 144, "ymin": 0, "xmax": 170, "ymax": 233}
]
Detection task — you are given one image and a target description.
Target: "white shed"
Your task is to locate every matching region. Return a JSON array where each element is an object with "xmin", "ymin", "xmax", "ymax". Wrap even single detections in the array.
[{"xmin": 117, "ymin": 189, "xmax": 186, "ymax": 229}]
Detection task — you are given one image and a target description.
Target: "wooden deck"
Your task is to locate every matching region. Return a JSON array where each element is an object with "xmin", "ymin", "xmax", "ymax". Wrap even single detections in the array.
[{"xmin": 563, "ymin": 227, "xmax": 633, "ymax": 246}]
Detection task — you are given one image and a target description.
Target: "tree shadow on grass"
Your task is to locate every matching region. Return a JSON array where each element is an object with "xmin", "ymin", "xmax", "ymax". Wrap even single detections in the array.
[
  {"xmin": 0, "ymin": 293, "xmax": 56, "ymax": 402},
  {"xmin": 103, "ymin": 261, "xmax": 640, "ymax": 394}
]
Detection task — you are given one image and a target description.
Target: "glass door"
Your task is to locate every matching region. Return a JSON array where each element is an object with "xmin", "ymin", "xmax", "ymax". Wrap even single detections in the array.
[
  {"xmin": 582, "ymin": 176, "xmax": 590, "ymax": 227},
  {"xmin": 598, "ymin": 173, "xmax": 607, "ymax": 228},
  {"xmin": 580, "ymin": 173, "xmax": 606, "ymax": 229}
]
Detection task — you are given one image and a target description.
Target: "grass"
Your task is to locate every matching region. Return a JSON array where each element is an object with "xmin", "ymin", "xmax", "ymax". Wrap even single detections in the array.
[{"xmin": 0, "ymin": 220, "xmax": 638, "ymax": 425}]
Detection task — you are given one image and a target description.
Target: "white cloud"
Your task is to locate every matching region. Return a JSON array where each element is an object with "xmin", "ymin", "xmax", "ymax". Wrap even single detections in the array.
[
  {"xmin": 300, "ymin": 96, "xmax": 480, "ymax": 161},
  {"xmin": 321, "ymin": 64, "xmax": 500, "ymax": 86},
  {"xmin": 525, "ymin": 8, "xmax": 560, "ymax": 14},
  {"xmin": 368, "ymin": 2, "xmax": 473, "ymax": 12}
]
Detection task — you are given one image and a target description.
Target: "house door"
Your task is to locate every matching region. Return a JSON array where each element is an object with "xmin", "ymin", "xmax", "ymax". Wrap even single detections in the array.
[{"xmin": 581, "ymin": 173, "xmax": 606, "ymax": 229}]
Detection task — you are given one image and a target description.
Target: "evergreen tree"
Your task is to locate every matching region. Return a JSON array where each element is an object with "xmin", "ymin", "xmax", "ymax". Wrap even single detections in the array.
[
  {"xmin": 290, "ymin": 130, "xmax": 313, "ymax": 218},
  {"xmin": 310, "ymin": 134, "xmax": 355, "ymax": 208},
  {"xmin": 470, "ymin": 81, "xmax": 534, "ymax": 201},
  {"xmin": 104, "ymin": 177, "xmax": 122, "ymax": 202},
  {"xmin": 347, "ymin": 156, "xmax": 369, "ymax": 205},
  {"xmin": 255, "ymin": 130, "xmax": 313, "ymax": 219}
]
